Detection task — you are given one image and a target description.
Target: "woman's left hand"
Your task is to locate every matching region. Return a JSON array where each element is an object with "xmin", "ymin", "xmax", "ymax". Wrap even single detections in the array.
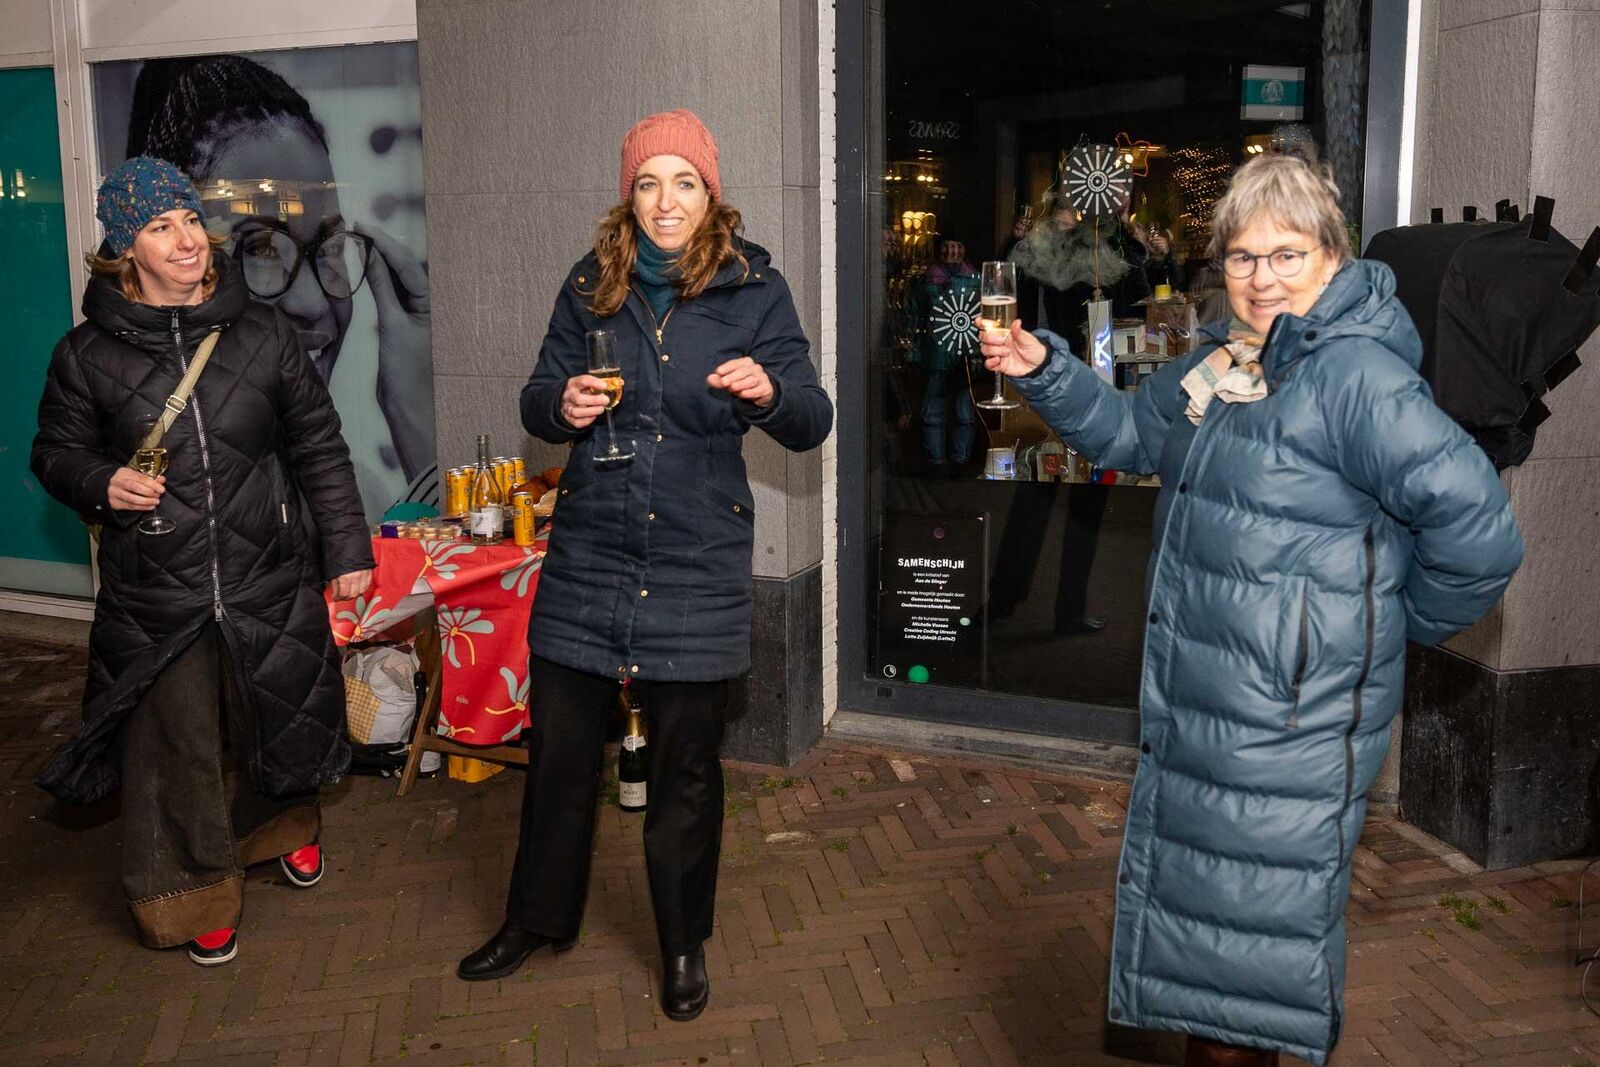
[
  {"xmin": 329, "ymin": 569, "xmax": 374, "ymax": 600},
  {"xmin": 707, "ymin": 357, "xmax": 774, "ymax": 408}
]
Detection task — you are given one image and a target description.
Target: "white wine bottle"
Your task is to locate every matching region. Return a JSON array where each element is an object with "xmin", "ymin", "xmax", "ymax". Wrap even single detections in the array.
[
  {"xmin": 469, "ymin": 434, "xmax": 504, "ymax": 544},
  {"xmin": 618, "ymin": 683, "xmax": 647, "ymax": 812}
]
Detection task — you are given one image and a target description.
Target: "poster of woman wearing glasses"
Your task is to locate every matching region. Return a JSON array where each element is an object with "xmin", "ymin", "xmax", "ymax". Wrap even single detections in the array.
[{"xmin": 92, "ymin": 44, "xmax": 436, "ymax": 524}]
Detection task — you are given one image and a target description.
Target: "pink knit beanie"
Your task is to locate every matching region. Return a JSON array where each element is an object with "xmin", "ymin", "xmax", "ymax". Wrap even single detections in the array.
[{"xmin": 619, "ymin": 109, "xmax": 722, "ymax": 202}]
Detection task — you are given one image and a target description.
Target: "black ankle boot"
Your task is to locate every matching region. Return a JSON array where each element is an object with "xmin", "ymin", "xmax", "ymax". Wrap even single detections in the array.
[
  {"xmin": 661, "ymin": 944, "xmax": 709, "ymax": 1021},
  {"xmin": 457, "ymin": 921, "xmax": 577, "ymax": 981}
]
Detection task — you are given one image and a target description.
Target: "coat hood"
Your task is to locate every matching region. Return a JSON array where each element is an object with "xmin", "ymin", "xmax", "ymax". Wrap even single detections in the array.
[
  {"xmin": 1268, "ymin": 258, "xmax": 1423, "ymax": 378},
  {"xmin": 81, "ymin": 253, "xmax": 250, "ymax": 349}
]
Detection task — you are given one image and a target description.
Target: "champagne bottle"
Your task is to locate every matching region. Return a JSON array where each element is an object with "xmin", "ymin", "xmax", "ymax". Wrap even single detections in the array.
[
  {"xmin": 618, "ymin": 683, "xmax": 647, "ymax": 812},
  {"xmin": 469, "ymin": 434, "xmax": 504, "ymax": 544}
]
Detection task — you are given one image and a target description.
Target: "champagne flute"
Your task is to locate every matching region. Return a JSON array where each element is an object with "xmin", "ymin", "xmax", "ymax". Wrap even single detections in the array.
[
  {"xmin": 586, "ymin": 329, "xmax": 634, "ymax": 464},
  {"xmin": 131, "ymin": 413, "xmax": 175, "ymax": 536},
  {"xmin": 976, "ymin": 260, "xmax": 1020, "ymax": 411}
]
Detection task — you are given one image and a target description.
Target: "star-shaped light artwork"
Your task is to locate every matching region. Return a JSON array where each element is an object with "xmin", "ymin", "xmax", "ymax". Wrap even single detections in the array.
[
  {"xmin": 1063, "ymin": 143, "xmax": 1132, "ymax": 217},
  {"xmin": 928, "ymin": 286, "xmax": 980, "ymax": 355}
]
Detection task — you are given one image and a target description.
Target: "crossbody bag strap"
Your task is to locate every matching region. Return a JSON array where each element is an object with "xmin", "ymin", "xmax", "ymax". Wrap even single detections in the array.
[{"xmin": 135, "ymin": 330, "xmax": 222, "ymax": 452}]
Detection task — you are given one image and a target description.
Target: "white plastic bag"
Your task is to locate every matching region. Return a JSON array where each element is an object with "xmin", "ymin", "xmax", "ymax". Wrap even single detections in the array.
[{"xmin": 343, "ymin": 644, "xmax": 421, "ymax": 744}]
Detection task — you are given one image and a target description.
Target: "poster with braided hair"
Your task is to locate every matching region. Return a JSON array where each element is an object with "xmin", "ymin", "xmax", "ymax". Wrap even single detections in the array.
[{"xmin": 92, "ymin": 44, "xmax": 437, "ymax": 525}]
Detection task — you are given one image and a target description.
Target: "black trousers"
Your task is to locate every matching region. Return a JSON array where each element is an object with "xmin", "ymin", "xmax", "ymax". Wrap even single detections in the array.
[
  {"xmin": 507, "ymin": 655, "xmax": 730, "ymax": 955},
  {"xmin": 990, "ymin": 481, "xmax": 1110, "ymax": 627},
  {"xmin": 119, "ymin": 625, "xmax": 319, "ymax": 948}
]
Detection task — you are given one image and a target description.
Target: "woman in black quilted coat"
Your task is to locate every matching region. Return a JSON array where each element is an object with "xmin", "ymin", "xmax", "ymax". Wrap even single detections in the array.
[{"xmin": 30, "ymin": 157, "xmax": 373, "ymax": 967}]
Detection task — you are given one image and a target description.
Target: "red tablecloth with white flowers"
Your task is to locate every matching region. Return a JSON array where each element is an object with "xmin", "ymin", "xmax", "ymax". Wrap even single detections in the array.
[{"xmin": 326, "ymin": 536, "xmax": 544, "ymax": 745}]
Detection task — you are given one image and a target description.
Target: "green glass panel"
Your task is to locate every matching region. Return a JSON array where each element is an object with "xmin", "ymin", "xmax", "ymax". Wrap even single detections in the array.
[{"xmin": 0, "ymin": 67, "xmax": 88, "ymax": 578}]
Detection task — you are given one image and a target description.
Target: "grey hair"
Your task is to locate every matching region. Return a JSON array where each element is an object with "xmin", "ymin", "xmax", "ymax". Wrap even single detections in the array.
[{"xmin": 1207, "ymin": 154, "xmax": 1349, "ymax": 266}]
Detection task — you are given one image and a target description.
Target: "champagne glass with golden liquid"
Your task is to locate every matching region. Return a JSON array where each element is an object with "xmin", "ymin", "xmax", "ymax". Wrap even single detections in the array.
[
  {"xmin": 131, "ymin": 413, "xmax": 175, "ymax": 536},
  {"xmin": 586, "ymin": 329, "xmax": 635, "ymax": 464},
  {"xmin": 976, "ymin": 261, "xmax": 1020, "ymax": 410}
]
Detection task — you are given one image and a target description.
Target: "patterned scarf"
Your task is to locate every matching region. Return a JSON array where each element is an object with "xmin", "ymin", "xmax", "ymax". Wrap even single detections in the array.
[{"xmin": 1181, "ymin": 326, "xmax": 1268, "ymax": 425}]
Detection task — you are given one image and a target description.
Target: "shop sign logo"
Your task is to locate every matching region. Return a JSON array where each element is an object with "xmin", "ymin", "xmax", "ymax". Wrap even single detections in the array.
[{"xmin": 908, "ymin": 119, "xmax": 962, "ymax": 141}]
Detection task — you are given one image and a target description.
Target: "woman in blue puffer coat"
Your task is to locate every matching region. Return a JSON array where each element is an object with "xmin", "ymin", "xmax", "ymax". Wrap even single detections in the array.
[
  {"xmin": 457, "ymin": 109, "xmax": 832, "ymax": 1022},
  {"xmin": 979, "ymin": 155, "xmax": 1522, "ymax": 1066}
]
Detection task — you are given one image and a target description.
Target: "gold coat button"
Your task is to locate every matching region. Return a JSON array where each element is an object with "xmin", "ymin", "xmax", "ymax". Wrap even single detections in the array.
[
  {"xmin": 640, "ymin": 589, "xmax": 649, "ymax": 597},
  {"xmin": 648, "ymin": 512, "xmax": 656, "ymax": 520},
  {"xmin": 630, "ymin": 665, "xmax": 639, "ymax": 674},
  {"xmin": 661, "ymin": 353, "xmax": 670, "ymax": 362},
  {"xmin": 733, "ymin": 504, "xmax": 741, "ymax": 513}
]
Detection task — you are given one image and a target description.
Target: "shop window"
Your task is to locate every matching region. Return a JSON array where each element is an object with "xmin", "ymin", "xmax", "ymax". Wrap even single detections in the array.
[
  {"xmin": 860, "ymin": 0, "xmax": 1372, "ymax": 718},
  {"xmin": 0, "ymin": 67, "xmax": 86, "ymax": 597}
]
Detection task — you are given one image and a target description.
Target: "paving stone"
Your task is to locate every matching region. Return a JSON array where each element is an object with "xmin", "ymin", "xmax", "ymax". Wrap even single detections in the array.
[{"xmin": 0, "ymin": 635, "xmax": 1593, "ymax": 1064}]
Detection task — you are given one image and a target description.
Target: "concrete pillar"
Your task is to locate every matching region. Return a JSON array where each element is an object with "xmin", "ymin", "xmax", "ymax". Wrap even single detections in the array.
[
  {"xmin": 1400, "ymin": 0, "xmax": 1600, "ymax": 866},
  {"xmin": 416, "ymin": 0, "xmax": 826, "ymax": 764}
]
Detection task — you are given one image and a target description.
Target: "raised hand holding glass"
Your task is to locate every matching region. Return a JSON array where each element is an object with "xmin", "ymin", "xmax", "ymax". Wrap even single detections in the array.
[
  {"xmin": 586, "ymin": 329, "xmax": 635, "ymax": 465},
  {"xmin": 131, "ymin": 413, "xmax": 175, "ymax": 536},
  {"xmin": 976, "ymin": 261, "xmax": 1020, "ymax": 411}
]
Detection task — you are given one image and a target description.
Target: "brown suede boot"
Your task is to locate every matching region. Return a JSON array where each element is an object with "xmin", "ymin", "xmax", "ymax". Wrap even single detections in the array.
[{"xmin": 1184, "ymin": 1035, "xmax": 1280, "ymax": 1066}]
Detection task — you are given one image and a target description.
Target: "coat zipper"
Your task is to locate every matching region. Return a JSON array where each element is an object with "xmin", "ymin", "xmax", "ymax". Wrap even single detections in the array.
[
  {"xmin": 1323, "ymin": 947, "xmax": 1342, "ymax": 1048},
  {"xmin": 1287, "ymin": 584, "xmax": 1309, "ymax": 728},
  {"xmin": 1119, "ymin": 339, "xmax": 1242, "ymax": 1004},
  {"xmin": 1335, "ymin": 526, "xmax": 1376, "ymax": 866},
  {"xmin": 173, "ymin": 310, "xmax": 225, "ymax": 621},
  {"xmin": 632, "ymin": 287, "xmax": 674, "ymax": 347}
]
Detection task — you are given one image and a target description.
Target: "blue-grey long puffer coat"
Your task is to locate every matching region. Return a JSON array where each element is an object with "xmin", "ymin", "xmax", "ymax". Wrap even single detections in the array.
[
  {"xmin": 521, "ymin": 239, "xmax": 832, "ymax": 682},
  {"xmin": 1011, "ymin": 259, "xmax": 1522, "ymax": 1064}
]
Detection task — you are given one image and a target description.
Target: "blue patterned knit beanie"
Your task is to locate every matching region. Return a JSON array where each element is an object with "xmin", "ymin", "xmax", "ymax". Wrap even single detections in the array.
[{"xmin": 96, "ymin": 156, "xmax": 205, "ymax": 256}]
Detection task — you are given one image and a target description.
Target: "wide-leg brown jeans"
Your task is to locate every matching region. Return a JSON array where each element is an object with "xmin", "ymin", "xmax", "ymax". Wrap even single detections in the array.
[{"xmin": 119, "ymin": 625, "xmax": 319, "ymax": 948}]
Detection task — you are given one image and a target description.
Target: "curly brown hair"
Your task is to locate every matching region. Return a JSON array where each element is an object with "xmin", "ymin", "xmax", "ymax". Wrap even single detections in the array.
[
  {"xmin": 86, "ymin": 231, "xmax": 229, "ymax": 304},
  {"xmin": 585, "ymin": 199, "xmax": 747, "ymax": 318}
]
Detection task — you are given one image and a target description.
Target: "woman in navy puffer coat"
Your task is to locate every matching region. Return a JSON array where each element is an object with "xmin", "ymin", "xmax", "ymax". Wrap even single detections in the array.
[
  {"xmin": 980, "ymin": 155, "xmax": 1522, "ymax": 1065},
  {"xmin": 458, "ymin": 110, "xmax": 832, "ymax": 1023}
]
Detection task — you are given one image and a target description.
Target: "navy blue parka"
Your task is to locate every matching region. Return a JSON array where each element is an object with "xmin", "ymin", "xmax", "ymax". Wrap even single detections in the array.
[{"xmin": 521, "ymin": 239, "xmax": 832, "ymax": 682}]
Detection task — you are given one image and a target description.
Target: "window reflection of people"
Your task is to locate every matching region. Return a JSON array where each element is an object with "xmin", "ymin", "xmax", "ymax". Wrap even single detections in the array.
[
  {"xmin": 992, "ymin": 198, "xmax": 1139, "ymax": 635},
  {"xmin": 914, "ymin": 236, "xmax": 978, "ymax": 474},
  {"xmin": 1141, "ymin": 226, "xmax": 1186, "ymax": 291},
  {"xmin": 1009, "ymin": 194, "xmax": 1150, "ymax": 349},
  {"xmin": 124, "ymin": 55, "xmax": 434, "ymax": 515},
  {"xmin": 981, "ymin": 154, "xmax": 1521, "ymax": 1066},
  {"xmin": 31, "ymin": 157, "xmax": 373, "ymax": 968}
]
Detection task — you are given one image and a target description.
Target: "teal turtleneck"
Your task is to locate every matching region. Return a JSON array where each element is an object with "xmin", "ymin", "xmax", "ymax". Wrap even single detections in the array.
[{"xmin": 633, "ymin": 232, "xmax": 680, "ymax": 322}]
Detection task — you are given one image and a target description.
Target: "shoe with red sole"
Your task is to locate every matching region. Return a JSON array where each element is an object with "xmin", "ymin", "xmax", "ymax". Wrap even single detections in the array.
[
  {"xmin": 187, "ymin": 927, "xmax": 237, "ymax": 966},
  {"xmin": 280, "ymin": 843, "xmax": 323, "ymax": 888}
]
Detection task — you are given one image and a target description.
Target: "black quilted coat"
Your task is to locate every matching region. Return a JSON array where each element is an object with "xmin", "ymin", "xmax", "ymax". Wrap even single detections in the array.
[{"xmin": 30, "ymin": 259, "xmax": 373, "ymax": 804}]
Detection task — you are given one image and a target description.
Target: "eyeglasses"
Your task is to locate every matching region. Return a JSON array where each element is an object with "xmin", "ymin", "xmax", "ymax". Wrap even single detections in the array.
[
  {"xmin": 231, "ymin": 224, "xmax": 373, "ymax": 300},
  {"xmin": 1219, "ymin": 245, "xmax": 1322, "ymax": 280}
]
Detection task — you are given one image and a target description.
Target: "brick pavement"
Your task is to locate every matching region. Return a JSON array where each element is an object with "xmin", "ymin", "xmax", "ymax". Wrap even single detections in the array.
[{"xmin": 0, "ymin": 634, "xmax": 1593, "ymax": 1066}]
